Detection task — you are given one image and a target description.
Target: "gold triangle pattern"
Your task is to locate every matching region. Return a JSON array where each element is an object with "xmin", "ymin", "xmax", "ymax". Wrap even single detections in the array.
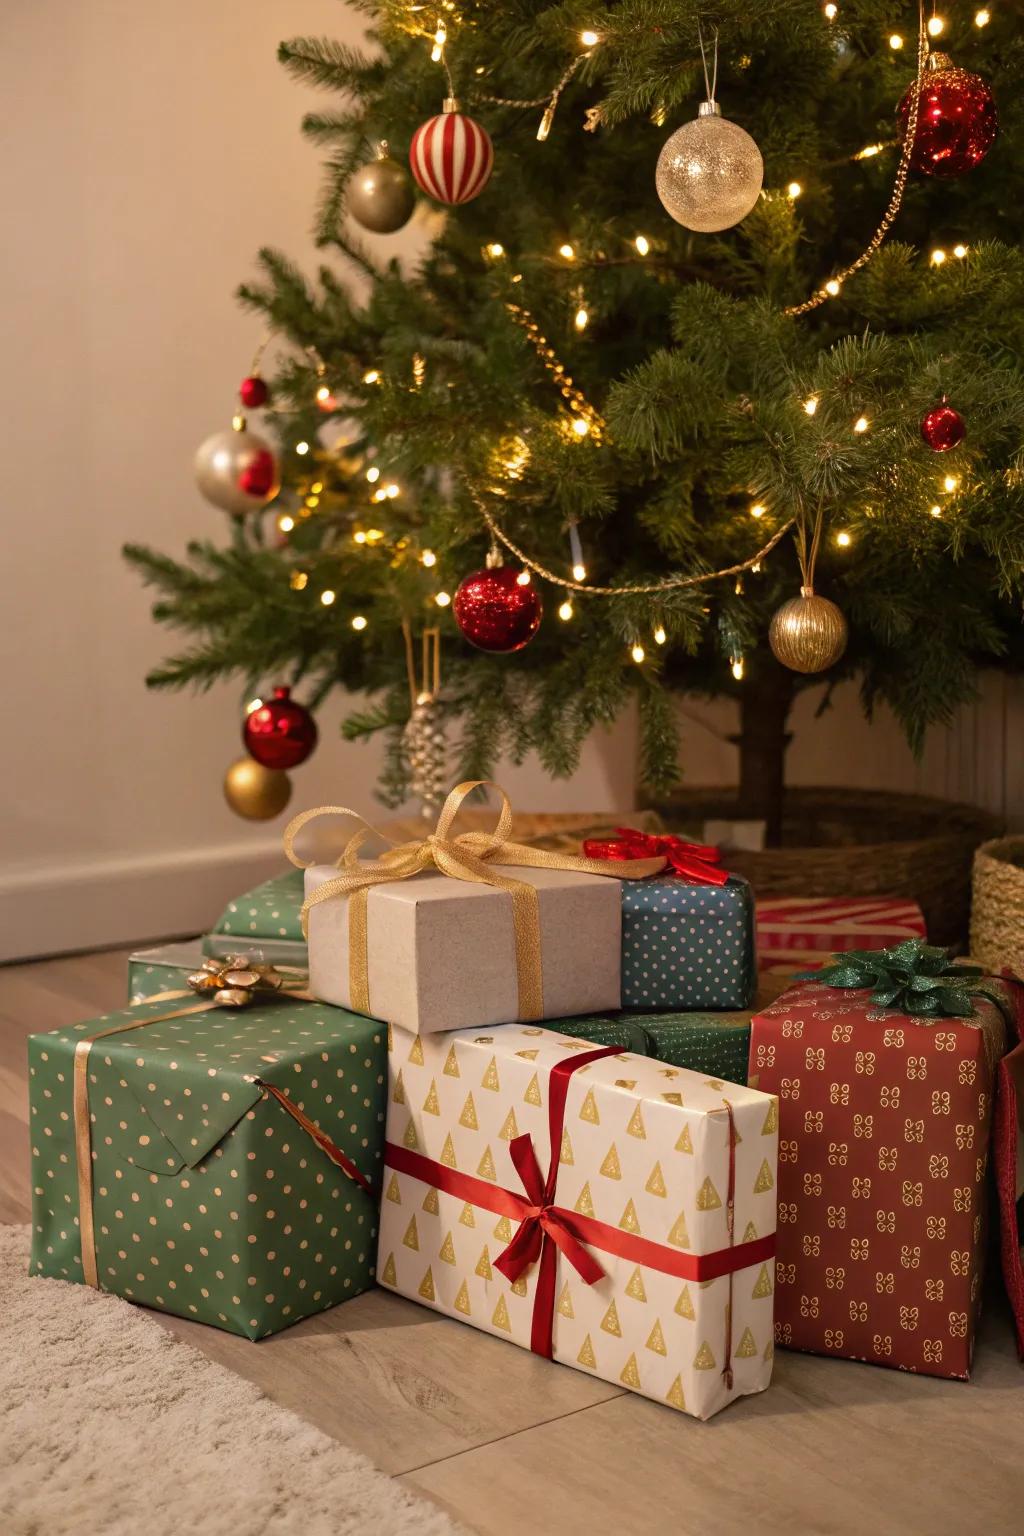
[
  {"xmin": 422, "ymin": 1079, "xmax": 440, "ymax": 1116},
  {"xmin": 453, "ymin": 1280, "xmax": 471, "ymax": 1315},
  {"xmin": 392, "ymin": 1070, "xmax": 406, "ymax": 1106},
  {"xmin": 493, "ymin": 1215, "xmax": 513, "ymax": 1242},
  {"xmin": 476, "ymin": 1146, "xmax": 497, "ymax": 1181},
  {"xmin": 459, "ymin": 1093, "xmax": 478, "ymax": 1129},
  {"xmin": 752, "ymin": 1264, "xmax": 773, "ymax": 1299},
  {"xmin": 574, "ymin": 1182, "xmax": 594, "ymax": 1217},
  {"xmin": 736, "ymin": 1327, "xmax": 758, "ymax": 1359},
  {"xmin": 515, "ymin": 1049, "xmax": 539, "ymax": 1061},
  {"xmin": 422, "ymin": 1187, "xmax": 440, "ymax": 1215},
  {"xmin": 577, "ymin": 1334, "xmax": 597, "ymax": 1369},
  {"xmin": 696, "ymin": 1176, "xmax": 722, "ymax": 1211},
  {"xmin": 440, "ymin": 1133, "xmax": 457, "ymax": 1168},
  {"xmin": 674, "ymin": 1284, "xmax": 695, "ymax": 1320},
  {"xmin": 459, "ymin": 1201, "xmax": 476, "ymax": 1227},
  {"xmin": 742, "ymin": 1220, "xmax": 758, "ymax": 1242},
  {"xmin": 510, "ymin": 1276, "xmax": 528, "ymax": 1297},
  {"xmin": 498, "ymin": 1108, "xmax": 519, "ymax": 1142},
  {"xmin": 380, "ymin": 1252, "xmax": 397, "ymax": 1287},
  {"xmin": 668, "ymin": 1210, "xmax": 690, "ymax": 1249},
  {"xmin": 418, "ymin": 1266, "xmax": 435, "ymax": 1301},
  {"xmin": 491, "ymin": 1295, "xmax": 511, "ymax": 1332},
  {"xmin": 761, "ymin": 1097, "xmax": 779, "ymax": 1135},
  {"xmin": 443, "ymin": 1044, "xmax": 460, "ymax": 1078},
  {"xmin": 402, "ymin": 1119, "xmax": 420, "ymax": 1150},
  {"xmin": 675, "ymin": 1124, "xmax": 693, "ymax": 1154},
  {"xmin": 619, "ymin": 1353, "xmax": 641, "ymax": 1389},
  {"xmin": 754, "ymin": 1158, "xmax": 775, "ymax": 1193},
  {"xmin": 599, "ymin": 1143, "xmax": 622, "ymax": 1180},
  {"xmin": 557, "ymin": 1281, "xmax": 574, "ymax": 1319},
  {"xmin": 665, "ymin": 1375, "xmax": 686, "ymax": 1411},
  {"xmin": 645, "ymin": 1161, "xmax": 667, "ymax": 1197},
  {"xmin": 475, "ymin": 1245, "xmax": 493, "ymax": 1280},
  {"xmin": 601, "ymin": 1299, "xmax": 622, "ymax": 1337},
  {"xmin": 615, "ymin": 1079, "xmax": 637, "ymax": 1090},
  {"xmin": 645, "ymin": 1319, "xmax": 667, "ymax": 1356},
  {"xmin": 619, "ymin": 1199, "xmax": 641, "ymax": 1234},
  {"xmin": 626, "ymin": 1104, "xmax": 646, "ymax": 1140},
  {"xmin": 402, "ymin": 1216, "xmax": 419, "ymax": 1251},
  {"xmin": 560, "ymin": 1129, "xmax": 574, "ymax": 1166},
  {"xmin": 481, "ymin": 1057, "xmax": 501, "ymax": 1092},
  {"xmin": 579, "ymin": 1088, "xmax": 600, "ymax": 1124},
  {"xmin": 763, "ymin": 1339, "xmax": 775, "ymax": 1362},
  {"xmin": 625, "ymin": 1267, "xmax": 647, "ymax": 1303},
  {"xmin": 694, "ymin": 1340, "xmax": 716, "ymax": 1370},
  {"xmin": 662, "ymin": 1093, "xmax": 683, "ymax": 1106},
  {"xmin": 524, "ymin": 1073, "xmax": 543, "ymax": 1108},
  {"xmin": 438, "ymin": 1232, "xmax": 456, "ymax": 1265},
  {"xmin": 408, "ymin": 1036, "xmax": 424, "ymax": 1066},
  {"xmin": 385, "ymin": 1173, "xmax": 402, "ymax": 1204}
]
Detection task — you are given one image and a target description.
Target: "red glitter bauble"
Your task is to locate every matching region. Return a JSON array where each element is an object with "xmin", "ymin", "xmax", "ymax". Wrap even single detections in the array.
[
  {"xmin": 239, "ymin": 375, "xmax": 269, "ymax": 408},
  {"xmin": 453, "ymin": 566, "xmax": 542, "ymax": 653},
  {"xmin": 243, "ymin": 686, "xmax": 318, "ymax": 770},
  {"xmin": 920, "ymin": 401, "xmax": 966, "ymax": 453},
  {"xmin": 897, "ymin": 55, "xmax": 997, "ymax": 179}
]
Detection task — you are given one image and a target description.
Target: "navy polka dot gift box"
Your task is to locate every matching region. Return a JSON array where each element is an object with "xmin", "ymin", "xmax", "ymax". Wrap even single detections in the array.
[{"xmin": 620, "ymin": 874, "xmax": 756, "ymax": 1010}]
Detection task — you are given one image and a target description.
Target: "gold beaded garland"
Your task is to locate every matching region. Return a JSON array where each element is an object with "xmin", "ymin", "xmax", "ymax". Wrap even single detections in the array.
[{"xmin": 768, "ymin": 587, "xmax": 848, "ymax": 674}]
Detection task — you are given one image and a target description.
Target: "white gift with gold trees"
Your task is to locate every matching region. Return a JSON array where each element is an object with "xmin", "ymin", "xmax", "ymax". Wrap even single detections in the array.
[
  {"xmin": 284, "ymin": 782, "xmax": 665, "ymax": 1035},
  {"xmin": 378, "ymin": 1021, "xmax": 779, "ymax": 1421}
]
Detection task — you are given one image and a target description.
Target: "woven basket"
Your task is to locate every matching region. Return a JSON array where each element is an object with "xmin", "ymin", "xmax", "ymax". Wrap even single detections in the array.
[
  {"xmin": 642, "ymin": 786, "xmax": 1003, "ymax": 946},
  {"xmin": 970, "ymin": 837, "xmax": 1024, "ymax": 979}
]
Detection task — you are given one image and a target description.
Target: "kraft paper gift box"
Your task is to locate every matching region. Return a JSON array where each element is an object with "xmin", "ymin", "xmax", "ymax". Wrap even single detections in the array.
[
  {"xmin": 378, "ymin": 1023, "xmax": 779, "ymax": 1421},
  {"xmin": 748, "ymin": 952, "xmax": 1020, "ymax": 1379},
  {"xmin": 755, "ymin": 897, "xmax": 927, "ymax": 976},
  {"xmin": 205, "ymin": 869, "xmax": 308, "ymax": 964},
  {"xmin": 554, "ymin": 1010, "xmax": 753, "ymax": 1086},
  {"xmin": 29, "ymin": 993, "xmax": 385, "ymax": 1339}
]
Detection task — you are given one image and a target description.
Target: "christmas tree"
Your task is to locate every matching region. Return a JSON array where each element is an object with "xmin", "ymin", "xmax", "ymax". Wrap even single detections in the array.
[{"xmin": 125, "ymin": 2, "xmax": 1024, "ymax": 838}]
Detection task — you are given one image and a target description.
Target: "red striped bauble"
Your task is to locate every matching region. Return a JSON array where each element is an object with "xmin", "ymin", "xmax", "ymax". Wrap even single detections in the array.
[{"xmin": 409, "ymin": 106, "xmax": 493, "ymax": 206}]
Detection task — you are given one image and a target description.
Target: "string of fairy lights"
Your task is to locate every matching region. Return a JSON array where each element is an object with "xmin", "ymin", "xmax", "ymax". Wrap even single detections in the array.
[{"xmin": 248, "ymin": 1, "xmax": 997, "ymax": 677}]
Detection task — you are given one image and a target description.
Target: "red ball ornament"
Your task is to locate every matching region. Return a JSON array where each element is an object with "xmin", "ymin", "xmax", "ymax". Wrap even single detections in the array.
[
  {"xmin": 409, "ymin": 102, "xmax": 493, "ymax": 206},
  {"xmin": 920, "ymin": 400, "xmax": 966, "ymax": 452},
  {"xmin": 239, "ymin": 375, "xmax": 269, "ymax": 409},
  {"xmin": 453, "ymin": 565, "xmax": 542, "ymax": 653},
  {"xmin": 243, "ymin": 686, "xmax": 318, "ymax": 770},
  {"xmin": 897, "ymin": 54, "xmax": 997, "ymax": 179},
  {"xmin": 237, "ymin": 449, "xmax": 279, "ymax": 498}
]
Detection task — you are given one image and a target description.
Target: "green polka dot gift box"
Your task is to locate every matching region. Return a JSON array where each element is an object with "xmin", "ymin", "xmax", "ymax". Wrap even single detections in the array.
[
  {"xmin": 128, "ymin": 942, "xmax": 307, "ymax": 1005},
  {"xmin": 204, "ymin": 869, "xmax": 308, "ymax": 964},
  {"xmin": 28, "ymin": 993, "xmax": 385, "ymax": 1339},
  {"xmin": 551, "ymin": 1009, "xmax": 752, "ymax": 1086},
  {"xmin": 619, "ymin": 874, "xmax": 757, "ymax": 1012}
]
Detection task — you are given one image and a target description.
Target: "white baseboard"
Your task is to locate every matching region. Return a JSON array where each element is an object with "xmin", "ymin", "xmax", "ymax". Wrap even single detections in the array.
[{"xmin": 0, "ymin": 841, "xmax": 288, "ymax": 963}]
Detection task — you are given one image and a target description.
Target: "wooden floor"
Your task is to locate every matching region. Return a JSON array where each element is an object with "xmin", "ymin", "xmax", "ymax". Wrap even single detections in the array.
[{"xmin": 4, "ymin": 949, "xmax": 1024, "ymax": 1535}]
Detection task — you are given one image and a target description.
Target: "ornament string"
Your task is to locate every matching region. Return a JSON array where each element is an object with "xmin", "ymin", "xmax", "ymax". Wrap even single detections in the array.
[
  {"xmin": 697, "ymin": 22, "xmax": 719, "ymax": 107},
  {"xmin": 471, "ymin": 486, "xmax": 795, "ymax": 595},
  {"xmin": 402, "ymin": 619, "xmax": 441, "ymax": 708},
  {"xmin": 793, "ymin": 494, "xmax": 826, "ymax": 592},
  {"xmin": 784, "ymin": 3, "xmax": 928, "ymax": 317}
]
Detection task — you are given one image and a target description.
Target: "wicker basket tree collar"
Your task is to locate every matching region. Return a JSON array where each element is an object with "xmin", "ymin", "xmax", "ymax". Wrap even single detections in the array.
[{"xmin": 971, "ymin": 837, "xmax": 1024, "ymax": 980}]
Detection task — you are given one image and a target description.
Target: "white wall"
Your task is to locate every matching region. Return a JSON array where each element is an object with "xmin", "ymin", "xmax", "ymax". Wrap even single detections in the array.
[{"xmin": 1, "ymin": 3, "xmax": 1016, "ymax": 962}]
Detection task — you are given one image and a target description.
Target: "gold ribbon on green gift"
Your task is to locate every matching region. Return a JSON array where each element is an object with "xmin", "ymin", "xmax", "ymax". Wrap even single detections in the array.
[{"xmin": 283, "ymin": 780, "xmax": 667, "ymax": 1021}]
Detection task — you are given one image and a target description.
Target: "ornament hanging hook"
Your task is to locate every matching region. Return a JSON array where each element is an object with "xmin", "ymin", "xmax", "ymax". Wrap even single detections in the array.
[{"xmin": 697, "ymin": 21, "xmax": 719, "ymax": 108}]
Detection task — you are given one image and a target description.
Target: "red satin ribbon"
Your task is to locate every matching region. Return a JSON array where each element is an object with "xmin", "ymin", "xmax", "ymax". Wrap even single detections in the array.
[
  {"xmin": 582, "ymin": 828, "xmax": 729, "ymax": 886},
  {"xmin": 384, "ymin": 1046, "xmax": 775, "ymax": 1361}
]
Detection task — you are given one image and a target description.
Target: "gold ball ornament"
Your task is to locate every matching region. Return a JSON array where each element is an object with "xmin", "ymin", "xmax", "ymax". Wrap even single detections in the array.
[
  {"xmin": 769, "ymin": 587, "xmax": 848, "ymax": 674},
  {"xmin": 223, "ymin": 756, "xmax": 292, "ymax": 820},
  {"xmin": 346, "ymin": 146, "xmax": 415, "ymax": 234}
]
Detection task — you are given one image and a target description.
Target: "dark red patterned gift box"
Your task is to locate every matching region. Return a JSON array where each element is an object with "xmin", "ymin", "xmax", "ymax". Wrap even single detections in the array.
[{"xmin": 749, "ymin": 979, "xmax": 1013, "ymax": 1379}]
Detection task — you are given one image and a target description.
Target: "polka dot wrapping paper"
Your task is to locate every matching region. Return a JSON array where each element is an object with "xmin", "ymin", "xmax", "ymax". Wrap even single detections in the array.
[
  {"xmin": 620, "ymin": 875, "xmax": 757, "ymax": 1011},
  {"xmin": 554, "ymin": 1011, "xmax": 752, "ymax": 1086},
  {"xmin": 204, "ymin": 869, "xmax": 308, "ymax": 965},
  {"xmin": 28, "ymin": 996, "xmax": 386, "ymax": 1339}
]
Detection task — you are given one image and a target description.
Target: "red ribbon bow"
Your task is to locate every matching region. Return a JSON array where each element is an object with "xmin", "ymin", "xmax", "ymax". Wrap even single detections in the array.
[
  {"xmin": 583, "ymin": 828, "xmax": 728, "ymax": 886},
  {"xmin": 494, "ymin": 1133, "xmax": 605, "ymax": 1287}
]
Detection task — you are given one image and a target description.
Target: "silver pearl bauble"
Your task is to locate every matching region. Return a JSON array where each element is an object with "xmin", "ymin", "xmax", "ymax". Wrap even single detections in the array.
[
  {"xmin": 403, "ymin": 695, "xmax": 449, "ymax": 816},
  {"xmin": 195, "ymin": 425, "xmax": 280, "ymax": 515},
  {"xmin": 346, "ymin": 149, "xmax": 415, "ymax": 234},
  {"xmin": 769, "ymin": 587, "xmax": 848, "ymax": 674},
  {"xmin": 656, "ymin": 101, "xmax": 764, "ymax": 233}
]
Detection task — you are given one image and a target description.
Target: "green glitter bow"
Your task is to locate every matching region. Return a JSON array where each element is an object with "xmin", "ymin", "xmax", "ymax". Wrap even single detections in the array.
[{"xmin": 801, "ymin": 940, "xmax": 988, "ymax": 1019}]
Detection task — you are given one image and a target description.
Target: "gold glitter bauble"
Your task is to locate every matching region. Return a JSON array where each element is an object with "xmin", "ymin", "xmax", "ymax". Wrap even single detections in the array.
[
  {"xmin": 655, "ymin": 103, "xmax": 764, "ymax": 233},
  {"xmin": 223, "ymin": 756, "xmax": 292, "ymax": 820},
  {"xmin": 768, "ymin": 588, "xmax": 848, "ymax": 674}
]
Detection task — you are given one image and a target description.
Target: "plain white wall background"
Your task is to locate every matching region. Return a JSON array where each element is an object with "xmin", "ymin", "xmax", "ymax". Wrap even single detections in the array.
[{"xmin": 1, "ymin": 2, "xmax": 1019, "ymax": 961}]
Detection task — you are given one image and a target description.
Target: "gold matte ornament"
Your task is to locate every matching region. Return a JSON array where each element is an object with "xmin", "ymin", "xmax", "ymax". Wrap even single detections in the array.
[
  {"xmin": 223, "ymin": 755, "xmax": 292, "ymax": 820},
  {"xmin": 768, "ymin": 586, "xmax": 848, "ymax": 674}
]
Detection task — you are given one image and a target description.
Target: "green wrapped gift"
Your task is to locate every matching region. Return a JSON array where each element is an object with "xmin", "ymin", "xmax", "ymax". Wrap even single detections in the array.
[
  {"xmin": 128, "ymin": 942, "xmax": 307, "ymax": 1005},
  {"xmin": 29, "ymin": 992, "xmax": 385, "ymax": 1338},
  {"xmin": 553, "ymin": 1009, "xmax": 753, "ymax": 1085},
  {"xmin": 204, "ymin": 869, "xmax": 307, "ymax": 963}
]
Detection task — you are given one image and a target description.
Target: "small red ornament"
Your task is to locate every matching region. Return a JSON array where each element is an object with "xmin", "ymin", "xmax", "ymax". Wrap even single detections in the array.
[
  {"xmin": 920, "ymin": 400, "xmax": 966, "ymax": 453},
  {"xmin": 239, "ymin": 375, "xmax": 270, "ymax": 409},
  {"xmin": 243, "ymin": 686, "xmax": 318, "ymax": 770},
  {"xmin": 453, "ymin": 565, "xmax": 542, "ymax": 653},
  {"xmin": 409, "ymin": 101, "xmax": 493, "ymax": 206},
  {"xmin": 238, "ymin": 449, "xmax": 279, "ymax": 498},
  {"xmin": 897, "ymin": 53, "xmax": 997, "ymax": 179}
]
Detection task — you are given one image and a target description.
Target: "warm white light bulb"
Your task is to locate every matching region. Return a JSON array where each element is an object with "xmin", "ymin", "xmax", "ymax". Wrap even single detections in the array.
[
  {"xmin": 320, "ymin": 589, "xmax": 336, "ymax": 605},
  {"xmin": 943, "ymin": 475, "xmax": 958, "ymax": 493},
  {"xmin": 750, "ymin": 503, "xmax": 766, "ymax": 519},
  {"xmin": 366, "ymin": 466, "xmax": 380, "ymax": 482},
  {"xmin": 278, "ymin": 514, "xmax": 295, "ymax": 533},
  {"xmin": 953, "ymin": 243, "xmax": 968, "ymax": 259},
  {"xmin": 634, "ymin": 235, "xmax": 650, "ymax": 256},
  {"xmin": 653, "ymin": 625, "xmax": 667, "ymax": 646},
  {"xmin": 572, "ymin": 417, "xmax": 590, "ymax": 437},
  {"xmin": 246, "ymin": 697, "xmax": 263, "ymax": 714},
  {"xmin": 927, "ymin": 15, "xmax": 945, "ymax": 38},
  {"xmin": 559, "ymin": 243, "xmax": 575, "ymax": 261},
  {"xmin": 631, "ymin": 643, "xmax": 645, "ymax": 664},
  {"xmin": 580, "ymin": 29, "xmax": 599, "ymax": 47},
  {"xmin": 929, "ymin": 504, "xmax": 943, "ymax": 518},
  {"xmin": 731, "ymin": 657, "xmax": 745, "ymax": 681},
  {"xmin": 853, "ymin": 416, "xmax": 869, "ymax": 433},
  {"xmin": 824, "ymin": 3, "xmax": 837, "ymax": 18},
  {"xmin": 931, "ymin": 248, "xmax": 947, "ymax": 266},
  {"xmin": 804, "ymin": 396, "xmax": 819, "ymax": 416},
  {"xmin": 575, "ymin": 307, "xmax": 589, "ymax": 331},
  {"xmin": 353, "ymin": 530, "xmax": 367, "ymax": 544},
  {"xmin": 572, "ymin": 562, "xmax": 587, "ymax": 582},
  {"xmin": 889, "ymin": 33, "xmax": 904, "ymax": 50},
  {"xmin": 351, "ymin": 615, "xmax": 367, "ymax": 631},
  {"xmin": 421, "ymin": 549, "xmax": 437, "ymax": 567},
  {"xmin": 558, "ymin": 599, "xmax": 574, "ymax": 621},
  {"xmin": 836, "ymin": 530, "xmax": 851, "ymax": 547},
  {"xmin": 516, "ymin": 570, "xmax": 531, "ymax": 586},
  {"xmin": 787, "ymin": 181, "xmax": 803, "ymax": 199},
  {"xmin": 363, "ymin": 369, "xmax": 380, "ymax": 385},
  {"xmin": 316, "ymin": 385, "xmax": 331, "ymax": 402},
  {"xmin": 385, "ymin": 483, "xmax": 400, "ymax": 499},
  {"xmin": 486, "ymin": 242, "xmax": 504, "ymax": 258},
  {"xmin": 296, "ymin": 441, "xmax": 310, "ymax": 455},
  {"xmin": 975, "ymin": 8, "xmax": 990, "ymax": 25},
  {"xmin": 435, "ymin": 590, "xmax": 451, "ymax": 607},
  {"xmin": 825, "ymin": 278, "xmax": 842, "ymax": 297}
]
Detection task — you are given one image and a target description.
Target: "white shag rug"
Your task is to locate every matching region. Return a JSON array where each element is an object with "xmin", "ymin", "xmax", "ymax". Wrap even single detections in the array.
[{"xmin": 0, "ymin": 1225, "xmax": 463, "ymax": 1536}]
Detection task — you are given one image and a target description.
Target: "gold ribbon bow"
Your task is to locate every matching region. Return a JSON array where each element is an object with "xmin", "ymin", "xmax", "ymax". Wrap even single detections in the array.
[{"xmin": 283, "ymin": 780, "xmax": 667, "ymax": 1021}]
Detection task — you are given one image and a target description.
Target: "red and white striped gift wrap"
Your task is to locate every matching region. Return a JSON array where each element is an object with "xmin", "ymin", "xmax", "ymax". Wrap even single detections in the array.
[
  {"xmin": 755, "ymin": 895, "xmax": 926, "ymax": 974},
  {"xmin": 409, "ymin": 108, "xmax": 493, "ymax": 206}
]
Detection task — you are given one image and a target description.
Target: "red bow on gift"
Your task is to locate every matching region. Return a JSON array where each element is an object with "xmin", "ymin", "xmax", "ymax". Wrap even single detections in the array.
[{"xmin": 583, "ymin": 828, "xmax": 728, "ymax": 886}]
